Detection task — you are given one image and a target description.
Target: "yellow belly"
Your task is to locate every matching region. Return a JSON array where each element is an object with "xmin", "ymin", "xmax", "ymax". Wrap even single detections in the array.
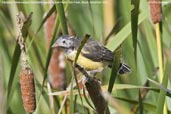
[{"xmin": 66, "ymin": 51, "xmax": 104, "ymax": 71}]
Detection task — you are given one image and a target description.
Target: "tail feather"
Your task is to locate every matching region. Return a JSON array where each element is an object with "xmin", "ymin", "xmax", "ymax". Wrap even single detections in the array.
[
  {"xmin": 108, "ymin": 63, "xmax": 131, "ymax": 74},
  {"xmin": 118, "ymin": 63, "xmax": 131, "ymax": 74}
]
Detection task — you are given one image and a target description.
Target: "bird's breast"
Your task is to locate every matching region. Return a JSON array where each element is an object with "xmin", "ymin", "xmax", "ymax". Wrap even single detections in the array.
[{"xmin": 65, "ymin": 50, "xmax": 104, "ymax": 71}]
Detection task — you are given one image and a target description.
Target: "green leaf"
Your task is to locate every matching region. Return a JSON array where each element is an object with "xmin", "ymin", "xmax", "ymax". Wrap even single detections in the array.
[
  {"xmin": 7, "ymin": 12, "xmax": 32, "ymax": 101},
  {"xmin": 139, "ymin": 89, "xmax": 143, "ymax": 114},
  {"xmin": 74, "ymin": 34, "xmax": 90, "ymax": 64},
  {"xmin": 106, "ymin": 11, "xmax": 147, "ymax": 51},
  {"xmin": 55, "ymin": 1, "xmax": 68, "ymax": 34},
  {"xmin": 115, "ymin": 96, "xmax": 156, "ymax": 112},
  {"xmin": 70, "ymin": 70, "xmax": 75, "ymax": 114},
  {"xmin": 36, "ymin": 4, "xmax": 56, "ymax": 34},
  {"xmin": 72, "ymin": 34, "xmax": 90, "ymax": 114},
  {"xmin": 156, "ymin": 62, "xmax": 170, "ymax": 114},
  {"xmin": 87, "ymin": 0, "xmax": 95, "ymax": 35},
  {"xmin": 104, "ymin": 20, "xmax": 121, "ymax": 45},
  {"xmin": 7, "ymin": 43, "xmax": 21, "ymax": 101},
  {"xmin": 131, "ymin": 0, "xmax": 140, "ymax": 64},
  {"xmin": 27, "ymin": 30, "xmax": 45, "ymax": 73},
  {"xmin": 103, "ymin": 84, "xmax": 157, "ymax": 90},
  {"xmin": 108, "ymin": 48, "xmax": 121, "ymax": 93}
]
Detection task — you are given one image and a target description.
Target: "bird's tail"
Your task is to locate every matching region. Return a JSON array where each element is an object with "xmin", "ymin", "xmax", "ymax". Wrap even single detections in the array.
[
  {"xmin": 118, "ymin": 63, "xmax": 131, "ymax": 74},
  {"xmin": 108, "ymin": 63, "xmax": 131, "ymax": 74}
]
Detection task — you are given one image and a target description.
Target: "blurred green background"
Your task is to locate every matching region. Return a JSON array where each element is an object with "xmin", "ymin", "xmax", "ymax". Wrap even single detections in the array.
[{"xmin": 1, "ymin": 0, "xmax": 171, "ymax": 114}]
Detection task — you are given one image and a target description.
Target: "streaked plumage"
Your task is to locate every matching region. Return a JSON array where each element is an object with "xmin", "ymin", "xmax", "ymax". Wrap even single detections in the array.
[{"xmin": 52, "ymin": 35, "xmax": 131, "ymax": 74}]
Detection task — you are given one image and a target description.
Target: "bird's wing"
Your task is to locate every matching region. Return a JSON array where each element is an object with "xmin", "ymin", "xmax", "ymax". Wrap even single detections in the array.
[{"xmin": 81, "ymin": 39, "xmax": 114, "ymax": 62}]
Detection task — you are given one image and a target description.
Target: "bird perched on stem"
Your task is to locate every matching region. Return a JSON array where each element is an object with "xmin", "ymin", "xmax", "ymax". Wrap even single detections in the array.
[{"xmin": 52, "ymin": 35, "xmax": 131, "ymax": 75}]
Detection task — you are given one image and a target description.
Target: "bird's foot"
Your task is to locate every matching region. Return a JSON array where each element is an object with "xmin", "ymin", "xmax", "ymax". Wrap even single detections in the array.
[{"xmin": 82, "ymin": 75, "xmax": 101, "ymax": 85}]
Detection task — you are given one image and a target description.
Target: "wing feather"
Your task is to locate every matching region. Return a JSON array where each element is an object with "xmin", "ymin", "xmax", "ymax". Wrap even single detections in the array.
[{"xmin": 81, "ymin": 39, "xmax": 114, "ymax": 62}]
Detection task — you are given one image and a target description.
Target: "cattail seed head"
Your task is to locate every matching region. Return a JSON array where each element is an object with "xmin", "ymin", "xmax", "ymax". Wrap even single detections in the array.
[
  {"xmin": 149, "ymin": 0, "xmax": 162, "ymax": 24},
  {"xmin": 20, "ymin": 68, "xmax": 36, "ymax": 113}
]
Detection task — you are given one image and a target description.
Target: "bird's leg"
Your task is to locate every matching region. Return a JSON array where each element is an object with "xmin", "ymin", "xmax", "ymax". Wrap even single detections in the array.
[
  {"xmin": 75, "ymin": 64, "xmax": 90, "ymax": 79},
  {"xmin": 82, "ymin": 75, "xmax": 90, "ymax": 86},
  {"xmin": 75, "ymin": 64, "xmax": 102, "ymax": 85},
  {"xmin": 75, "ymin": 64, "xmax": 91, "ymax": 84},
  {"xmin": 88, "ymin": 69, "xmax": 103, "ymax": 76},
  {"xmin": 87, "ymin": 69, "xmax": 103, "ymax": 84}
]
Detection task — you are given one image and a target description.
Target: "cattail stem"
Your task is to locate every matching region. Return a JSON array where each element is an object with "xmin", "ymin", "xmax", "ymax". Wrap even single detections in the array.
[
  {"xmin": 155, "ymin": 23, "xmax": 163, "ymax": 82},
  {"xmin": 149, "ymin": 1, "xmax": 168, "ymax": 113},
  {"xmin": 47, "ymin": 82, "xmax": 55, "ymax": 114}
]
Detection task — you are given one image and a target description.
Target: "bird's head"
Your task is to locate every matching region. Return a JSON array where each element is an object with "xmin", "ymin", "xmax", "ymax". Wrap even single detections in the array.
[{"xmin": 52, "ymin": 35, "xmax": 75, "ymax": 49}]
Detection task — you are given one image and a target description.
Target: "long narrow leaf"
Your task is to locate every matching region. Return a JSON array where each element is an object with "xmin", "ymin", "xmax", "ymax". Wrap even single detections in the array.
[
  {"xmin": 55, "ymin": 1, "xmax": 68, "ymax": 34},
  {"xmin": 74, "ymin": 34, "xmax": 90, "ymax": 63},
  {"xmin": 156, "ymin": 62, "xmax": 170, "ymax": 114},
  {"xmin": 115, "ymin": 96, "xmax": 156, "ymax": 112},
  {"xmin": 28, "ymin": 30, "xmax": 45, "ymax": 73},
  {"xmin": 139, "ymin": 89, "xmax": 144, "ymax": 114},
  {"xmin": 131, "ymin": 0, "xmax": 140, "ymax": 64},
  {"xmin": 87, "ymin": 0, "xmax": 95, "ymax": 34},
  {"xmin": 106, "ymin": 11, "xmax": 147, "ymax": 51},
  {"xmin": 36, "ymin": 4, "xmax": 56, "ymax": 34},
  {"xmin": 7, "ymin": 43, "xmax": 21, "ymax": 101},
  {"xmin": 72, "ymin": 34, "xmax": 90, "ymax": 114},
  {"xmin": 7, "ymin": 12, "xmax": 32, "ymax": 101},
  {"xmin": 108, "ymin": 48, "xmax": 121, "ymax": 93}
]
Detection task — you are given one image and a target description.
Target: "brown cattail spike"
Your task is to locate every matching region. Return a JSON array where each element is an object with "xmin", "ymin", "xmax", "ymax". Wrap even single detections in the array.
[
  {"xmin": 20, "ymin": 68, "xmax": 36, "ymax": 113},
  {"xmin": 16, "ymin": 12, "xmax": 36, "ymax": 113},
  {"xmin": 149, "ymin": 0, "xmax": 162, "ymax": 24},
  {"xmin": 45, "ymin": 9, "xmax": 66, "ymax": 90}
]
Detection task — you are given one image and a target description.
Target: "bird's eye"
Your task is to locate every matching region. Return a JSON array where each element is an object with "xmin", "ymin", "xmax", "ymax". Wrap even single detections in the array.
[{"xmin": 63, "ymin": 40, "xmax": 65, "ymax": 43}]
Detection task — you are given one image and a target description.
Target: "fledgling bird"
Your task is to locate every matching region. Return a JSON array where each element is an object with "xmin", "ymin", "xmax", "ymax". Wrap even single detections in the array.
[{"xmin": 52, "ymin": 35, "xmax": 131, "ymax": 75}]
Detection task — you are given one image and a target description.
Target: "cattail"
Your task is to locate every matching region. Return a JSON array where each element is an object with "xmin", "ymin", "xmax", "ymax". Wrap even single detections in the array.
[
  {"xmin": 16, "ymin": 12, "xmax": 36, "ymax": 113},
  {"xmin": 20, "ymin": 67, "xmax": 36, "ymax": 113},
  {"xmin": 45, "ymin": 10, "xmax": 66, "ymax": 90},
  {"xmin": 149, "ymin": 0, "xmax": 162, "ymax": 24}
]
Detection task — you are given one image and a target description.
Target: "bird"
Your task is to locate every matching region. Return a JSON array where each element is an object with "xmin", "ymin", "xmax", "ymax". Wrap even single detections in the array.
[{"xmin": 52, "ymin": 35, "xmax": 131, "ymax": 75}]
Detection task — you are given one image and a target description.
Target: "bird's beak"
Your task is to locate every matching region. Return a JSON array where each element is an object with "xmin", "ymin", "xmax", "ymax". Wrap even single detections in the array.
[{"xmin": 51, "ymin": 43, "xmax": 58, "ymax": 48}]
